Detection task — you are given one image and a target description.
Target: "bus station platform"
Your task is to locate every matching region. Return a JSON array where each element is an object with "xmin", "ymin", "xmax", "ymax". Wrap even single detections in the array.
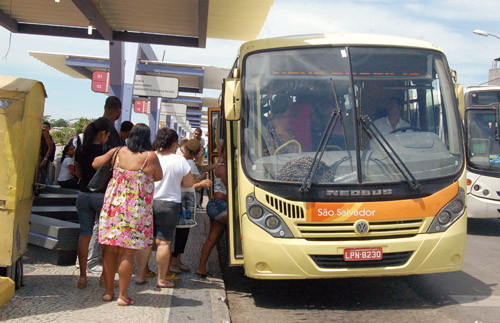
[{"xmin": 0, "ymin": 209, "xmax": 230, "ymax": 323}]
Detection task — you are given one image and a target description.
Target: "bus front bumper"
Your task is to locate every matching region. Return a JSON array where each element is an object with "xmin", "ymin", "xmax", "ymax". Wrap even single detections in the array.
[
  {"xmin": 241, "ymin": 214, "xmax": 466, "ymax": 279},
  {"xmin": 467, "ymin": 193, "xmax": 500, "ymax": 219}
]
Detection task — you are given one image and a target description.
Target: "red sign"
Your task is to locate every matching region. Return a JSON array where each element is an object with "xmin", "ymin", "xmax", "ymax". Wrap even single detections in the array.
[
  {"xmin": 134, "ymin": 100, "xmax": 150, "ymax": 114},
  {"xmin": 91, "ymin": 71, "xmax": 109, "ymax": 93}
]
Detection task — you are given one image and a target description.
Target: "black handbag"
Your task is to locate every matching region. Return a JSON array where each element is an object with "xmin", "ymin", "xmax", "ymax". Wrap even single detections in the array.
[{"xmin": 87, "ymin": 146, "xmax": 122, "ymax": 192}]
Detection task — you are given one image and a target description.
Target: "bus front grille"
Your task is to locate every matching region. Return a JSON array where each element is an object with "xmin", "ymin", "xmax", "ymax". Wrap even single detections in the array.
[
  {"xmin": 310, "ymin": 251, "xmax": 413, "ymax": 268},
  {"xmin": 296, "ymin": 219, "xmax": 424, "ymax": 240},
  {"xmin": 265, "ymin": 194, "xmax": 305, "ymax": 219}
]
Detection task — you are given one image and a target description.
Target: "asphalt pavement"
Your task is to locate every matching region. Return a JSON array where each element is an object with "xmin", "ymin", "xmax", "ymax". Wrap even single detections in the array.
[{"xmin": 0, "ymin": 209, "xmax": 230, "ymax": 323}]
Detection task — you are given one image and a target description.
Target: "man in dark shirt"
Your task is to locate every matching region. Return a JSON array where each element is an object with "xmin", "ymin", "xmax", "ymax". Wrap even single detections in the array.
[
  {"xmin": 87, "ymin": 96, "xmax": 123, "ymax": 274},
  {"xmin": 102, "ymin": 96, "xmax": 124, "ymax": 148},
  {"xmin": 37, "ymin": 121, "xmax": 55, "ymax": 185}
]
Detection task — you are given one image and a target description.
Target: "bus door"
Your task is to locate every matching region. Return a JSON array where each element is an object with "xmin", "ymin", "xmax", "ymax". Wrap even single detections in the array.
[{"xmin": 208, "ymin": 107, "xmax": 221, "ymax": 198}]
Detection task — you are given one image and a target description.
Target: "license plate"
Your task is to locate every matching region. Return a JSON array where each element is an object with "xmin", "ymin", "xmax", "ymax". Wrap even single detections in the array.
[{"xmin": 343, "ymin": 247, "xmax": 383, "ymax": 261}]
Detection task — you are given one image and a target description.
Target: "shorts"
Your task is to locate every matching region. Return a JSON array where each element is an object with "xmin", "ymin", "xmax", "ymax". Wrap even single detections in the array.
[
  {"xmin": 206, "ymin": 198, "xmax": 228, "ymax": 221},
  {"xmin": 76, "ymin": 191, "xmax": 105, "ymax": 236},
  {"xmin": 153, "ymin": 200, "xmax": 180, "ymax": 241}
]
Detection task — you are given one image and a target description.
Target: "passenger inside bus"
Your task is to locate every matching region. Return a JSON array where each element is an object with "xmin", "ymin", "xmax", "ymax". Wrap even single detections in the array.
[
  {"xmin": 372, "ymin": 96, "xmax": 410, "ymax": 135},
  {"xmin": 264, "ymin": 94, "xmax": 300, "ymax": 154}
]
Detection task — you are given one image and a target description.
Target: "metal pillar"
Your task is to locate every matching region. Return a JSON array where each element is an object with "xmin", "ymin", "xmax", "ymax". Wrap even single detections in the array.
[
  {"xmin": 165, "ymin": 115, "xmax": 172, "ymax": 128},
  {"xmin": 149, "ymin": 97, "xmax": 161, "ymax": 142},
  {"xmin": 109, "ymin": 41, "xmax": 139, "ymax": 129}
]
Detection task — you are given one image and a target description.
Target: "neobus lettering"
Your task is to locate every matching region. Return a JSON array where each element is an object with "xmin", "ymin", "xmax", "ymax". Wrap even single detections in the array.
[{"xmin": 317, "ymin": 208, "xmax": 376, "ymax": 216}]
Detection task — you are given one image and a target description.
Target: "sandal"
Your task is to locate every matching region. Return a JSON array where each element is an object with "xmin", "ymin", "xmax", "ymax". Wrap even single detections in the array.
[
  {"xmin": 165, "ymin": 272, "xmax": 179, "ymax": 280},
  {"xmin": 102, "ymin": 293, "xmax": 114, "ymax": 301},
  {"xmin": 77, "ymin": 278, "xmax": 87, "ymax": 289},
  {"xmin": 155, "ymin": 281, "xmax": 175, "ymax": 288},
  {"xmin": 117, "ymin": 297, "xmax": 135, "ymax": 306}
]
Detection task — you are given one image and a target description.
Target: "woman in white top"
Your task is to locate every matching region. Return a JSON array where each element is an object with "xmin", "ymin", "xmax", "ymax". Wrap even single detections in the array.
[
  {"xmin": 169, "ymin": 139, "xmax": 212, "ymax": 275},
  {"xmin": 57, "ymin": 142, "xmax": 79, "ymax": 189},
  {"xmin": 135, "ymin": 128, "xmax": 195, "ymax": 288}
]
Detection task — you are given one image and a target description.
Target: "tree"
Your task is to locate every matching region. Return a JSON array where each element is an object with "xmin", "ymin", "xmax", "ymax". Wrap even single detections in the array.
[
  {"xmin": 51, "ymin": 127, "xmax": 75, "ymax": 145},
  {"xmin": 52, "ymin": 118, "xmax": 68, "ymax": 127},
  {"xmin": 73, "ymin": 117, "xmax": 95, "ymax": 133}
]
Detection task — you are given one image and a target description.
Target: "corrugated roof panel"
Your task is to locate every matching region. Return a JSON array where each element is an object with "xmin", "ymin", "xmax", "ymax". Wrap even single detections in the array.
[
  {"xmin": 0, "ymin": 0, "xmax": 88, "ymax": 26},
  {"xmin": 207, "ymin": 0, "xmax": 274, "ymax": 40},
  {"xmin": 96, "ymin": 0, "xmax": 198, "ymax": 36}
]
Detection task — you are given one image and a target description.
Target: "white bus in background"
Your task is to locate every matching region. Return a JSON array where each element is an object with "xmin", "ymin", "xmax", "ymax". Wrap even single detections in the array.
[{"xmin": 464, "ymin": 85, "xmax": 500, "ymax": 218}]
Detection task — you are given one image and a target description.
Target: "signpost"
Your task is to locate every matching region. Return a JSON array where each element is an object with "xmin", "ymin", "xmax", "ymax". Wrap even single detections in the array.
[
  {"xmin": 134, "ymin": 100, "xmax": 150, "ymax": 114},
  {"xmin": 91, "ymin": 71, "xmax": 109, "ymax": 93},
  {"xmin": 133, "ymin": 75, "xmax": 179, "ymax": 98}
]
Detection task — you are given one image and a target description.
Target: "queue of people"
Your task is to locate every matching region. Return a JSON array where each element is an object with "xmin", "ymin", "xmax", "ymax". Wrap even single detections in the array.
[{"xmin": 58, "ymin": 96, "xmax": 227, "ymax": 307}]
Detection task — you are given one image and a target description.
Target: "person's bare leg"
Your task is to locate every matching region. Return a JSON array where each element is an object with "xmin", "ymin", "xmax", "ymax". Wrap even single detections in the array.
[
  {"xmin": 117, "ymin": 248, "xmax": 137, "ymax": 302},
  {"xmin": 196, "ymin": 216, "xmax": 227, "ymax": 275},
  {"xmin": 155, "ymin": 238, "xmax": 173, "ymax": 286},
  {"xmin": 102, "ymin": 245, "xmax": 118, "ymax": 298},
  {"xmin": 135, "ymin": 245, "xmax": 152, "ymax": 283},
  {"xmin": 77, "ymin": 235, "xmax": 91, "ymax": 287}
]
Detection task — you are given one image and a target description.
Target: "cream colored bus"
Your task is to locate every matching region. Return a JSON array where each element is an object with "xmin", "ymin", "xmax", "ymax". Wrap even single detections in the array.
[{"xmin": 217, "ymin": 34, "xmax": 466, "ymax": 279}]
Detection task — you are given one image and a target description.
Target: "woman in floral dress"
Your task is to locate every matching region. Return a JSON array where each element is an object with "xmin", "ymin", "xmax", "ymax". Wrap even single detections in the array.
[{"xmin": 92, "ymin": 123, "xmax": 162, "ymax": 306}]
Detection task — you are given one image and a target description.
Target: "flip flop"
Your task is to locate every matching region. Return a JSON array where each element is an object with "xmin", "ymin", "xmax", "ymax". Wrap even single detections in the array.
[
  {"xmin": 145, "ymin": 270, "xmax": 156, "ymax": 277},
  {"xmin": 165, "ymin": 272, "xmax": 179, "ymax": 280},
  {"xmin": 194, "ymin": 272, "xmax": 214, "ymax": 278},
  {"xmin": 134, "ymin": 279, "xmax": 147, "ymax": 285},
  {"xmin": 155, "ymin": 281, "xmax": 175, "ymax": 288},
  {"xmin": 178, "ymin": 264, "xmax": 190, "ymax": 272},
  {"xmin": 117, "ymin": 297, "xmax": 135, "ymax": 306},
  {"xmin": 102, "ymin": 293, "xmax": 114, "ymax": 301}
]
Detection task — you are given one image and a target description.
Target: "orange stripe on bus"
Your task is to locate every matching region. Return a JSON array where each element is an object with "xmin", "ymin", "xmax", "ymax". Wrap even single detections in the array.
[{"xmin": 306, "ymin": 183, "xmax": 458, "ymax": 222}]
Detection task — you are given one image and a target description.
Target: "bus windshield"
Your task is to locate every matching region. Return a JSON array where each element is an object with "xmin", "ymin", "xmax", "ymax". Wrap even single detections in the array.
[
  {"xmin": 241, "ymin": 46, "xmax": 463, "ymax": 186},
  {"xmin": 466, "ymin": 108, "xmax": 500, "ymax": 172}
]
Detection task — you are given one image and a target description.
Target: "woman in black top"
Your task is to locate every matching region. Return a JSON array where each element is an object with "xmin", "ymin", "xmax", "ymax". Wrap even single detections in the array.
[{"xmin": 74, "ymin": 118, "xmax": 111, "ymax": 289}]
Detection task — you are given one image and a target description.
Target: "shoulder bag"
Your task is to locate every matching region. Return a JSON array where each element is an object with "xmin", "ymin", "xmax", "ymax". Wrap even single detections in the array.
[{"xmin": 87, "ymin": 146, "xmax": 122, "ymax": 192}]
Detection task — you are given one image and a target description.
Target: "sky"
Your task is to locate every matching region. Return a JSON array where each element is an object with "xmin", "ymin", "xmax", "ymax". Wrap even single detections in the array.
[{"xmin": 1, "ymin": 0, "xmax": 500, "ymax": 125}]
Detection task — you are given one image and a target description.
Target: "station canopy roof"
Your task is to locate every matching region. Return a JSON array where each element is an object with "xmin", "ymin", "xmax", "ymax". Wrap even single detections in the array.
[
  {"xmin": 0, "ymin": 0, "xmax": 274, "ymax": 47},
  {"xmin": 29, "ymin": 51, "xmax": 224, "ymax": 129},
  {"xmin": 29, "ymin": 51, "xmax": 230, "ymax": 94}
]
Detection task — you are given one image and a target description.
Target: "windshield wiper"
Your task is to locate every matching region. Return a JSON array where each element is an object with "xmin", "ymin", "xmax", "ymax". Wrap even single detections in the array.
[
  {"xmin": 300, "ymin": 79, "xmax": 347, "ymax": 193},
  {"xmin": 360, "ymin": 115, "xmax": 420, "ymax": 190}
]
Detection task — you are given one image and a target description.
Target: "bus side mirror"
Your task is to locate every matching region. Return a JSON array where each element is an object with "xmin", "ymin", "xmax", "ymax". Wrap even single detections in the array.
[
  {"xmin": 454, "ymin": 83, "xmax": 464, "ymax": 120},
  {"xmin": 224, "ymin": 78, "xmax": 241, "ymax": 121}
]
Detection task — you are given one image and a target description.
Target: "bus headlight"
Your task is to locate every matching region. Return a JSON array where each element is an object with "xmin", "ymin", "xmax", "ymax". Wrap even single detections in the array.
[
  {"xmin": 437, "ymin": 211, "xmax": 451, "ymax": 224},
  {"xmin": 245, "ymin": 193, "xmax": 294, "ymax": 238},
  {"xmin": 248, "ymin": 205, "xmax": 264, "ymax": 219},
  {"xmin": 265, "ymin": 216, "xmax": 280, "ymax": 229},
  {"xmin": 428, "ymin": 187, "xmax": 466, "ymax": 233}
]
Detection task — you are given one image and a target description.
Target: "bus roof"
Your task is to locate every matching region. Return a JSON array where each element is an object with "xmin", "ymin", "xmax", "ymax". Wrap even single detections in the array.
[
  {"xmin": 239, "ymin": 33, "xmax": 443, "ymax": 57},
  {"xmin": 465, "ymin": 85, "xmax": 500, "ymax": 93}
]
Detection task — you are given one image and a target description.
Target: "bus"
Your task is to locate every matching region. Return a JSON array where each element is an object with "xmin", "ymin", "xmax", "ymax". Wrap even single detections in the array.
[
  {"xmin": 214, "ymin": 33, "xmax": 466, "ymax": 279},
  {"xmin": 464, "ymin": 85, "xmax": 500, "ymax": 218}
]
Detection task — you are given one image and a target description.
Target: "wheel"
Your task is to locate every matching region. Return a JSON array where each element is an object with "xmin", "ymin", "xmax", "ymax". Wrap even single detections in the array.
[
  {"xmin": 390, "ymin": 126, "xmax": 422, "ymax": 134},
  {"xmin": 14, "ymin": 257, "xmax": 23, "ymax": 289},
  {"xmin": 275, "ymin": 140, "xmax": 302, "ymax": 155},
  {"xmin": 326, "ymin": 144, "xmax": 342, "ymax": 151}
]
